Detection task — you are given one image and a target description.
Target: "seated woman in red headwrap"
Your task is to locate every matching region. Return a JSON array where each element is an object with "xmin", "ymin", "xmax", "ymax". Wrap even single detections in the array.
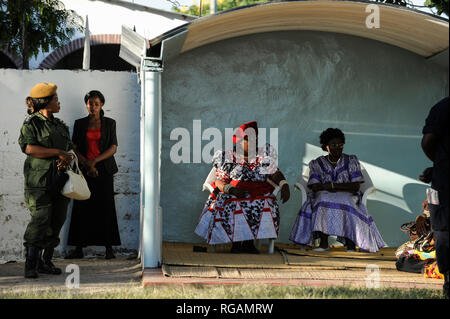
[{"xmin": 195, "ymin": 121, "xmax": 290, "ymax": 253}]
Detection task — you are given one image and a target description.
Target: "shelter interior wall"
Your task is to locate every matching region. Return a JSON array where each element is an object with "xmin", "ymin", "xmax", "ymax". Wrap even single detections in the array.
[{"xmin": 160, "ymin": 30, "xmax": 449, "ymax": 248}]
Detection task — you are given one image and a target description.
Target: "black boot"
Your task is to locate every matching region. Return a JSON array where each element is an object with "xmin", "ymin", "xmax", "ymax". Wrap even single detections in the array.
[
  {"xmin": 242, "ymin": 240, "xmax": 260, "ymax": 254},
  {"xmin": 38, "ymin": 247, "xmax": 62, "ymax": 275},
  {"xmin": 24, "ymin": 246, "xmax": 40, "ymax": 279},
  {"xmin": 105, "ymin": 246, "xmax": 116, "ymax": 259}
]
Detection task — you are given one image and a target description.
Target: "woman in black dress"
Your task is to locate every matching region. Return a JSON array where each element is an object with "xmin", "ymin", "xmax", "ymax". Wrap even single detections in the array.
[{"xmin": 66, "ymin": 90, "xmax": 121, "ymax": 259}]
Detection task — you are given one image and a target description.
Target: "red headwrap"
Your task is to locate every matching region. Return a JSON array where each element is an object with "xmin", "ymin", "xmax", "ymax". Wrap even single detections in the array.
[{"xmin": 233, "ymin": 121, "xmax": 258, "ymax": 144}]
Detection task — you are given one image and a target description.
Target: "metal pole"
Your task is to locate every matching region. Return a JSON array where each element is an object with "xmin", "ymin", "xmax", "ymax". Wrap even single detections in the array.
[
  {"xmin": 210, "ymin": 0, "xmax": 216, "ymax": 14},
  {"xmin": 142, "ymin": 67, "xmax": 162, "ymax": 269},
  {"xmin": 138, "ymin": 64, "xmax": 145, "ymax": 261}
]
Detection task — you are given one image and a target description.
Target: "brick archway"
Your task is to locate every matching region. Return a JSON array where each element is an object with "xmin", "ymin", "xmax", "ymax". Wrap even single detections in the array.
[
  {"xmin": 0, "ymin": 49, "xmax": 22, "ymax": 69},
  {"xmin": 39, "ymin": 34, "xmax": 121, "ymax": 69}
]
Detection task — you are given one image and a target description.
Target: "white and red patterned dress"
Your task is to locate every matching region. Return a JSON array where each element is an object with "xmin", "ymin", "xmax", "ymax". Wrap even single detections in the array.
[{"xmin": 195, "ymin": 144, "xmax": 280, "ymax": 244}]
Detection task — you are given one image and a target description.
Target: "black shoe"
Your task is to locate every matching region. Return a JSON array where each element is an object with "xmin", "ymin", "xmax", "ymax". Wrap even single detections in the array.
[
  {"xmin": 65, "ymin": 247, "xmax": 84, "ymax": 259},
  {"xmin": 105, "ymin": 246, "xmax": 115, "ymax": 259},
  {"xmin": 24, "ymin": 247, "xmax": 40, "ymax": 279},
  {"xmin": 346, "ymin": 238, "xmax": 357, "ymax": 252},
  {"xmin": 38, "ymin": 248, "xmax": 62, "ymax": 275},
  {"xmin": 242, "ymin": 240, "xmax": 260, "ymax": 254}
]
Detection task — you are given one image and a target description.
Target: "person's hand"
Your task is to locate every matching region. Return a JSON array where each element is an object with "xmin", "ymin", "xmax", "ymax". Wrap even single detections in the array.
[
  {"xmin": 85, "ymin": 158, "xmax": 97, "ymax": 169},
  {"xmin": 57, "ymin": 151, "xmax": 73, "ymax": 170},
  {"xmin": 229, "ymin": 187, "xmax": 248, "ymax": 198},
  {"xmin": 280, "ymin": 184, "xmax": 290, "ymax": 203},
  {"xmin": 418, "ymin": 167, "xmax": 433, "ymax": 184},
  {"xmin": 321, "ymin": 183, "xmax": 336, "ymax": 192},
  {"xmin": 415, "ymin": 214, "xmax": 429, "ymax": 236},
  {"xmin": 87, "ymin": 166, "xmax": 99, "ymax": 177},
  {"xmin": 421, "ymin": 200, "xmax": 429, "ymax": 212}
]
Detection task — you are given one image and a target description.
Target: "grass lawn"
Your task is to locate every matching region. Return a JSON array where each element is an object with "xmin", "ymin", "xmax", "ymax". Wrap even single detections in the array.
[{"xmin": 0, "ymin": 284, "xmax": 445, "ymax": 299}]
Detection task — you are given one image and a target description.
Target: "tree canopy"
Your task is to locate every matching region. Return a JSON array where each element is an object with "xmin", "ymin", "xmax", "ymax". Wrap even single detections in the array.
[
  {"xmin": 172, "ymin": 0, "xmax": 449, "ymax": 17},
  {"xmin": 0, "ymin": 0, "xmax": 84, "ymax": 69}
]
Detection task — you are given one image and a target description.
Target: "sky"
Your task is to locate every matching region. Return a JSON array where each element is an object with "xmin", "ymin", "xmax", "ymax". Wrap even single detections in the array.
[
  {"xmin": 129, "ymin": 0, "xmax": 443, "ymax": 16},
  {"xmin": 129, "ymin": 0, "xmax": 194, "ymax": 11}
]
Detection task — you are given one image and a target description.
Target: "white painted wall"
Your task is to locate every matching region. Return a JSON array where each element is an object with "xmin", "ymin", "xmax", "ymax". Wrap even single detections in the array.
[{"xmin": 0, "ymin": 69, "xmax": 140, "ymax": 263}]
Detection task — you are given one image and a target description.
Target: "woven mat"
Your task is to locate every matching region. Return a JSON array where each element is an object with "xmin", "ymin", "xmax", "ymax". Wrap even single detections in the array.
[
  {"xmin": 162, "ymin": 265, "xmax": 351, "ymax": 279},
  {"xmin": 162, "ymin": 242, "xmax": 290, "ymax": 269},
  {"xmin": 280, "ymin": 247, "xmax": 397, "ymax": 261},
  {"xmin": 280, "ymin": 250, "xmax": 397, "ymax": 270},
  {"xmin": 161, "ymin": 243, "xmax": 443, "ymax": 286},
  {"xmin": 161, "ymin": 264, "xmax": 441, "ymax": 285},
  {"xmin": 162, "ymin": 242, "xmax": 397, "ymax": 270}
]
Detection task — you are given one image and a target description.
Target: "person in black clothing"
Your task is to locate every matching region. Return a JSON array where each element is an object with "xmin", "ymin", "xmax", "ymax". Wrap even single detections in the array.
[
  {"xmin": 65, "ymin": 90, "xmax": 121, "ymax": 259},
  {"xmin": 421, "ymin": 96, "xmax": 449, "ymax": 297}
]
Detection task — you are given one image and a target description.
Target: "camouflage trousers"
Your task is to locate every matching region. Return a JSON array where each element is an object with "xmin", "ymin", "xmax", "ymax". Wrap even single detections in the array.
[{"xmin": 23, "ymin": 189, "xmax": 70, "ymax": 249}]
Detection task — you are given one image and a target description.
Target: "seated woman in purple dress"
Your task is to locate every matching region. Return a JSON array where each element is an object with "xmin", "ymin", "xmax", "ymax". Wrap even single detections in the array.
[{"xmin": 289, "ymin": 128, "xmax": 385, "ymax": 253}]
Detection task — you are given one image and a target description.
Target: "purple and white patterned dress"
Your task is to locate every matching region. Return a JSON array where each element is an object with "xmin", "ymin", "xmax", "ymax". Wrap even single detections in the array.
[
  {"xmin": 289, "ymin": 154, "xmax": 386, "ymax": 253},
  {"xmin": 195, "ymin": 144, "xmax": 280, "ymax": 245}
]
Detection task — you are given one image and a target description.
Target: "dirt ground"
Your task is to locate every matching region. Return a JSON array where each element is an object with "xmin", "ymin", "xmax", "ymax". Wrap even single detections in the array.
[{"xmin": 0, "ymin": 256, "xmax": 142, "ymax": 294}]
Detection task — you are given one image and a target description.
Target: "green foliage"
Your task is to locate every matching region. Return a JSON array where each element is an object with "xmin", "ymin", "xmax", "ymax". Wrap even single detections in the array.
[
  {"xmin": 172, "ymin": 0, "xmax": 272, "ymax": 17},
  {"xmin": 172, "ymin": 0, "xmax": 448, "ymax": 17},
  {"xmin": 0, "ymin": 0, "xmax": 84, "ymax": 68},
  {"xmin": 424, "ymin": 0, "xmax": 449, "ymax": 15}
]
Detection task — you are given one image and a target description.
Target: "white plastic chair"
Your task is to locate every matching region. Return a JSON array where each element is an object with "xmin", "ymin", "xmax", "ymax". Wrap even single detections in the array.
[
  {"xmin": 202, "ymin": 167, "xmax": 279, "ymax": 254},
  {"xmin": 293, "ymin": 163, "xmax": 376, "ymax": 247}
]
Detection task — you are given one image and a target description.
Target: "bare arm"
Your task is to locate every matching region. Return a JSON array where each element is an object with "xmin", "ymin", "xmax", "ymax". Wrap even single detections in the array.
[
  {"xmin": 81, "ymin": 144, "xmax": 117, "ymax": 177},
  {"xmin": 214, "ymin": 179, "xmax": 247, "ymax": 198},
  {"xmin": 310, "ymin": 182, "xmax": 360, "ymax": 194},
  {"xmin": 25, "ymin": 144, "xmax": 65, "ymax": 159},
  {"xmin": 332, "ymin": 182, "xmax": 360, "ymax": 194},
  {"xmin": 268, "ymin": 170, "xmax": 286, "ymax": 184},
  {"xmin": 25, "ymin": 144, "xmax": 72, "ymax": 169},
  {"xmin": 268, "ymin": 169, "xmax": 290, "ymax": 203},
  {"xmin": 89, "ymin": 144, "xmax": 117, "ymax": 166}
]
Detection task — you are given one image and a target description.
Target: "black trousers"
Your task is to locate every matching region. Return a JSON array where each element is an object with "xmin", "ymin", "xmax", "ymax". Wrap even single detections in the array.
[{"xmin": 430, "ymin": 203, "xmax": 449, "ymax": 273}]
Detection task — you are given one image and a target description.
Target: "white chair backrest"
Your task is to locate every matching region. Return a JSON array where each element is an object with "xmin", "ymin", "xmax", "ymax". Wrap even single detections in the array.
[
  {"xmin": 302, "ymin": 166, "xmax": 310, "ymax": 183},
  {"xmin": 202, "ymin": 167, "xmax": 217, "ymax": 192}
]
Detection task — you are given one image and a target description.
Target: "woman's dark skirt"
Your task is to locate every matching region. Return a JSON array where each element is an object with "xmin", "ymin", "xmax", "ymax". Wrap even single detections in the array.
[{"xmin": 67, "ymin": 165, "xmax": 121, "ymax": 247}]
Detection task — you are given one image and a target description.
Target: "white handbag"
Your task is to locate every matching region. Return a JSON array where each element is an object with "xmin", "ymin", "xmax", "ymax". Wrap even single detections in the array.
[{"xmin": 61, "ymin": 151, "xmax": 91, "ymax": 200}]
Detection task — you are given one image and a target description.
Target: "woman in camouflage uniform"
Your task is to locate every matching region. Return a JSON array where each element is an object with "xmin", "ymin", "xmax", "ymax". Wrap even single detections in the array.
[{"xmin": 18, "ymin": 83, "xmax": 74, "ymax": 278}]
